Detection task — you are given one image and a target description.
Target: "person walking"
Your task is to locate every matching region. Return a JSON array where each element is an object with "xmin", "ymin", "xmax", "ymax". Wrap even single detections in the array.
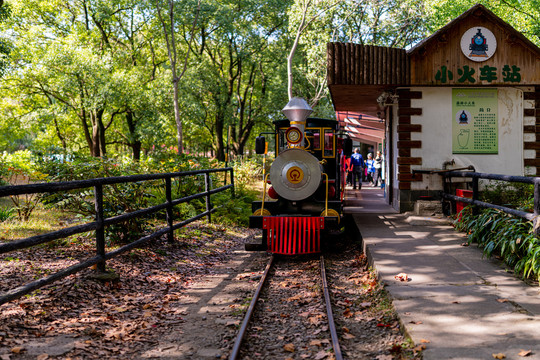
[
  {"xmin": 365, "ymin": 153, "xmax": 376, "ymax": 186},
  {"xmin": 373, "ymin": 151, "xmax": 383, "ymax": 187},
  {"xmin": 350, "ymin": 148, "xmax": 364, "ymax": 190}
]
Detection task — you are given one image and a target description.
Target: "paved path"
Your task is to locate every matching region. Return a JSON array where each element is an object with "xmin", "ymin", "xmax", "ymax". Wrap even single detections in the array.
[{"xmin": 346, "ymin": 186, "xmax": 540, "ymax": 360}]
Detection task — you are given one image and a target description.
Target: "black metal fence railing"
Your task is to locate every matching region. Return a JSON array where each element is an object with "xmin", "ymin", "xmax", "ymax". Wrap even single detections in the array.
[
  {"xmin": 441, "ymin": 171, "xmax": 540, "ymax": 232},
  {"xmin": 0, "ymin": 167, "xmax": 234, "ymax": 306}
]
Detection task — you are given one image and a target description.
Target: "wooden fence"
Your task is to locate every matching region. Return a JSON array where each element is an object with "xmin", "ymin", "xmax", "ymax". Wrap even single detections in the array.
[
  {"xmin": 0, "ymin": 167, "xmax": 234, "ymax": 306},
  {"xmin": 441, "ymin": 171, "xmax": 540, "ymax": 233}
]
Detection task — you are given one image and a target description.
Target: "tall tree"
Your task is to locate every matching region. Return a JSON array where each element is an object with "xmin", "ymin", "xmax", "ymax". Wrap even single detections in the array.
[
  {"xmin": 286, "ymin": 0, "xmax": 428, "ymax": 113},
  {"xmin": 186, "ymin": 0, "xmax": 289, "ymax": 160},
  {"xmin": 424, "ymin": 0, "xmax": 539, "ymax": 46},
  {"xmin": 0, "ymin": 0, "xmax": 11, "ymax": 76},
  {"xmin": 1, "ymin": 0, "xmax": 170, "ymax": 158},
  {"xmin": 154, "ymin": 0, "xmax": 201, "ymax": 155}
]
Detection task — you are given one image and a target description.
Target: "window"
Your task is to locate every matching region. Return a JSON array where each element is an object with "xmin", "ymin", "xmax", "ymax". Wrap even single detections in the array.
[{"xmin": 324, "ymin": 129, "xmax": 334, "ymax": 157}]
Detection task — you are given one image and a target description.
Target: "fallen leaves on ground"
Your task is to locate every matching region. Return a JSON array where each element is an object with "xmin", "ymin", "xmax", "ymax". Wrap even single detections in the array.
[
  {"xmin": 394, "ymin": 273, "xmax": 409, "ymax": 282},
  {"xmin": 0, "ymin": 222, "xmax": 252, "ymax": 359},
  {"xmin": 11, "ymin": 346, "xmax": 24, "ymax": 354},
  {"xmin": 492, "ymin": 353, "xmax": 506, "ymax": 359},
  {"xmin": 413, "ymin": 344, "xmax": 426, "ymax": 354},
  {"xmin": 310, "ymin": 339, "xmax": 323, "ymax": 347},
  {"xmin": 518, "ymin": 349, "xmax": 532, "ymax": 357},
  {"xmin": 314, "ymin": 350, "xmax": 330, "ymax": 359},
  {"xmin": 283, "ymin": 343, "xmax": 295, "ymax": 352}
]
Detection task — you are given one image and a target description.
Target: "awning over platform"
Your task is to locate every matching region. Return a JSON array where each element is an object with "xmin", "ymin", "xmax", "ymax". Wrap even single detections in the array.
[{"xmin": 336, "ymin": 111, "xmax": 384, "ymax": 145}]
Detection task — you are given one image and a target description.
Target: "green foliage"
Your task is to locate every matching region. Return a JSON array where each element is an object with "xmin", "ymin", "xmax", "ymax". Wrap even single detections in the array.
[
  {"xmin": 33, "ymin": 150, "xmax": 251, "ymax": 241},
  {"xmin": 425, "ymin": 0, "xmax": 540, "ymax": 46},
  {"xmin": 480, "ymin": 181, "xmax": 533, "ymax": 212},
  {"xmin": 455, "ymin": 208, "xmax": 540, "ymax": 282},
  {"xmin": 0, "ymin": 206, "xmax": 14, "ymax": 222},
  {"xmin": 1, "ymin": 150, "xmax": 48, "ymax": 221},
  {"xmin": 231, "ymin": 157, "xmax": 263, "ymax": 190},
  {"xmin": 0, "ymin": 0, "xmax": 11, "ymax": 76}
]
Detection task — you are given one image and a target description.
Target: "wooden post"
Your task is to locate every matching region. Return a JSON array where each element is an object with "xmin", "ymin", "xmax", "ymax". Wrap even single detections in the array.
[
  {"xmin": 166, "ymin": 177, "xmax": 174, "ymax": 243},
  {"xmin": 230, "ymin": 168, "xmax": 235, "ymax": 198},
  {"xmin": 94, "ymin": 184, "xmax": 106, "ymax": 273},
  {"xmin": 472, "ymin": 177, "xmax": 479, "ymax": 216},
  {"xmin": 205, "ymin": 172, "xmax": 212, "ymax": 223},
  {"xmin": 534, "ymin": 179, "xmax": 540, "ymax": 236},
  {"xmin": 225, "ymin": 126, "xmax": 231, "ymax": 185}
]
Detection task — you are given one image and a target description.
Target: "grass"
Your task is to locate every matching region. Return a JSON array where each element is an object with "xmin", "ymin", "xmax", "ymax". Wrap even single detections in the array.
[{"xmin": 0, "ymin": 203, "xmax": 82, "ymax": 242}]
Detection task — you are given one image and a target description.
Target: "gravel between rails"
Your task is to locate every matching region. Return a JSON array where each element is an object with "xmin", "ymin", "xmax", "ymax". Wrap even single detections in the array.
[{"xmin": 233, "ymin": 243, "xmax": 422, "ymax": 360}]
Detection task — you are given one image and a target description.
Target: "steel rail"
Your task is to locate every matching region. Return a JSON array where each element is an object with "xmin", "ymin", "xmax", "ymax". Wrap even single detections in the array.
[
  {"xmin": 229, "ymin": 255, "xmax": 274, "ymax": 360},
  {"xmin": 320, "ymin": 255, "xmax": 343, "ymax": 360}
]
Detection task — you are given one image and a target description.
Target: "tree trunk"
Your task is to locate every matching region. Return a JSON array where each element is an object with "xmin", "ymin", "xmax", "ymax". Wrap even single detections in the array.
[
  {"xmin": 97, "ymin": 108, "xmax": 106, "ymax": 157},
  {"xmin": 172, "ymin": 79, "xmax": 183, "ymax": 154},
  {"xmin": 126, "ymin": 110, "xmax": 141, "ymax": 161},
  {"xmin": 214, "ymin": 113, "xmax": 225, "ymax": 161},
  {"xmin": 91, "ymin": 112, "xmax": 100, "ymax": 157}
]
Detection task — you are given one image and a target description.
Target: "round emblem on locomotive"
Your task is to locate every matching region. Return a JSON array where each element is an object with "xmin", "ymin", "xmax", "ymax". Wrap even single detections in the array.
[
  {"xmin": 269, "ymin": 148, "xmax": 322, "ymax": 201},
  {"xmin": 286, "ymin": 166, "xmax": 304, "ymax": 184}
]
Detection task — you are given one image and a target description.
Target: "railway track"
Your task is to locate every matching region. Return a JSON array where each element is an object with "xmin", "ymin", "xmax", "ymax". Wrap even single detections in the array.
[{"xmin": 229, "ymin": 255, "xmax": 343, "ymax": 360}]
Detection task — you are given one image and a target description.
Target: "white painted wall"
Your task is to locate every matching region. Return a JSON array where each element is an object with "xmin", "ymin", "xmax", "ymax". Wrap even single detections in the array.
[{"xmin": 409, "ymin": 87, "xmax": 525, "ymax": 191}]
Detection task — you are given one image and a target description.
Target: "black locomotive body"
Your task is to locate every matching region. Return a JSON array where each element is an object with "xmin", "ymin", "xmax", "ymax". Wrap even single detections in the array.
[{"xmin": 248, "ymin": 103, "xmax": 351, "ymax": 255}]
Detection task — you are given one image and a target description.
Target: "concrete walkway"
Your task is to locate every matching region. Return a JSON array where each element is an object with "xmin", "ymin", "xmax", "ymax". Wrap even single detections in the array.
[{"xmin": 346, "ymin": 186, "xmax": 540, "ymax": 360}]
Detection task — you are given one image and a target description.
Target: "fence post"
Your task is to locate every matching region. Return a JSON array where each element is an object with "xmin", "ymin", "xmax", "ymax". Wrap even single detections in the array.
[
  {"xmin": 94, "ymin": 184, "xmax": 106, "ymax": 273},
  {"xmin": 205, "ymin": 172, "xmax": 212, "ymax": 223},
  {"xmin": 166, "ymin": 177, "xmax": 174, "ymax": 243},
  {"xmin": 472, "ymin": 176, "xmax": 479, "ymax": 216},
  {"xmin": 534, "ymin": 179, "xmax": 540, "ymax": 236},
  {"xmin": 230, "ymin": 168, "xmax": 235, "ymax": 198}
]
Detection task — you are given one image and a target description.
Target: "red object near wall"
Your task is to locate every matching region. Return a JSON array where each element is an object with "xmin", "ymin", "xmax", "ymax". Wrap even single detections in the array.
[{"xmin": 456, "ymin": 189, "xmax": 473, "ymax": 221}]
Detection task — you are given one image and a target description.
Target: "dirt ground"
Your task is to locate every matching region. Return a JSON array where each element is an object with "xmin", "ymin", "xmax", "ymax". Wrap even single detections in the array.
[{"xmin": 0, "ymin": 223, "xmax": 420, "ymax": 359}]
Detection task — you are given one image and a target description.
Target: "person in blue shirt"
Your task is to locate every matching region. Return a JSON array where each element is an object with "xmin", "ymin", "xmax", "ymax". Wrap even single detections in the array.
[
  {"xmin": 365, "ymin": 153, "xmax": 376, "ymax": 186},
  {"xmin": 349, "ymin": 148, "xmax": 364, "ymax": 190}
]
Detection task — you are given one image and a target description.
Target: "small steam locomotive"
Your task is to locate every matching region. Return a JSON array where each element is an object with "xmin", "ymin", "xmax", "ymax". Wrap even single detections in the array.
[{"xmin": 248, "ymin": 98, "xmax": 352, "ymax": 255}]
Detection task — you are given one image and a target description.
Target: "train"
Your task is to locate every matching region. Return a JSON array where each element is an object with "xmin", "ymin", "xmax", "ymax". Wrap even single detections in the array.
[{"xmin": 247, "ymin": 98, "xmax": 352, "ymax": 255}]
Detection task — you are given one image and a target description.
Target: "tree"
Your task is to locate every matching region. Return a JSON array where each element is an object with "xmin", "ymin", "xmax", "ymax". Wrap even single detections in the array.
[
  {"xmin": 285, "ymin": 0, "xmax": 428, "ymax": 113},
  {"xmin": 185, "ymin": 0, "xmax": 290, "ymax": 160},
  {"xmin": 0, "ymin": 0, "xmax": 11, "ymax": 76},
  {"xmin": 0, "ymin": 0, "xmax": 171, "ymax": 158},
  {"xmin": 424, "ymin": 0, "xmax": 539, "ymax": 46},
  {"xmin": 154, "ymin": 0, "xmax": 201, "ymax": 155}
]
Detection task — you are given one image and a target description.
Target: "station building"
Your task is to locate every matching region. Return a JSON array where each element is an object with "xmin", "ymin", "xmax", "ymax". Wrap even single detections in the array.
[{"xmin": 327, "ymin": 4, "xmax": 540, "ymax": 212}]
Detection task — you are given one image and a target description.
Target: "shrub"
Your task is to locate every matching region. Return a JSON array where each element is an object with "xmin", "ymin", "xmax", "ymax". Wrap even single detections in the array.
[
  {"xmin": 480, "ymin": 180, "xmax": 533, "ymax": 212},
  {"xmin": 455, "ymin": 207, "xmax": 540, "ymax": 282},
  {"xmin": 0, "ymin": 207, "xmax": 14, "ymax": 222},
  {"xmin": 231, "ymin": 157, "xmax": 263, "ymax": 189},
  {"xmin": 1, "ymin": 151, "xmax": 48, "ymax": 221}
]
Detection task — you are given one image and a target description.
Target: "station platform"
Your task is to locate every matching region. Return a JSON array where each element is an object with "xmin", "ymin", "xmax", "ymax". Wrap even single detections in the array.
[{"xmin": 346, "ymin": 186, "xmax": 540, "ymax": 359}]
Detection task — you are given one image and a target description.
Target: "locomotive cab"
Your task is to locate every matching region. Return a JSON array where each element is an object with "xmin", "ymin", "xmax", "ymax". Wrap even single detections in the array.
[{"xmin": 248, "ymin": 98, "xmax": 349, "ymax": 255}]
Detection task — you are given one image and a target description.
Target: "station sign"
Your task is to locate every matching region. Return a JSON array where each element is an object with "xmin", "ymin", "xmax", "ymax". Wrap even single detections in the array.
[{"xmin": 452, "ymin": 88, "xmax": 498, "ymax": 154}]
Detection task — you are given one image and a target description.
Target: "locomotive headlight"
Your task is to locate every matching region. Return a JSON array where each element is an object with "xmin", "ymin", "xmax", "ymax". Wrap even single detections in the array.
[{"xmin": 270, "ymin": 148, "xmax": 322, "ymax": 201}]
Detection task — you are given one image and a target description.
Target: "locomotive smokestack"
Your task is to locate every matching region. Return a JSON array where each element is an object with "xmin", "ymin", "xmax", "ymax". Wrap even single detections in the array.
[
  {"xmin": 282, "ymin": 98, "xmax": 312, "ymax": 147},
  {"xmin": 282, "ymin": 97, "xmax": 313, "ymax": 123}
]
